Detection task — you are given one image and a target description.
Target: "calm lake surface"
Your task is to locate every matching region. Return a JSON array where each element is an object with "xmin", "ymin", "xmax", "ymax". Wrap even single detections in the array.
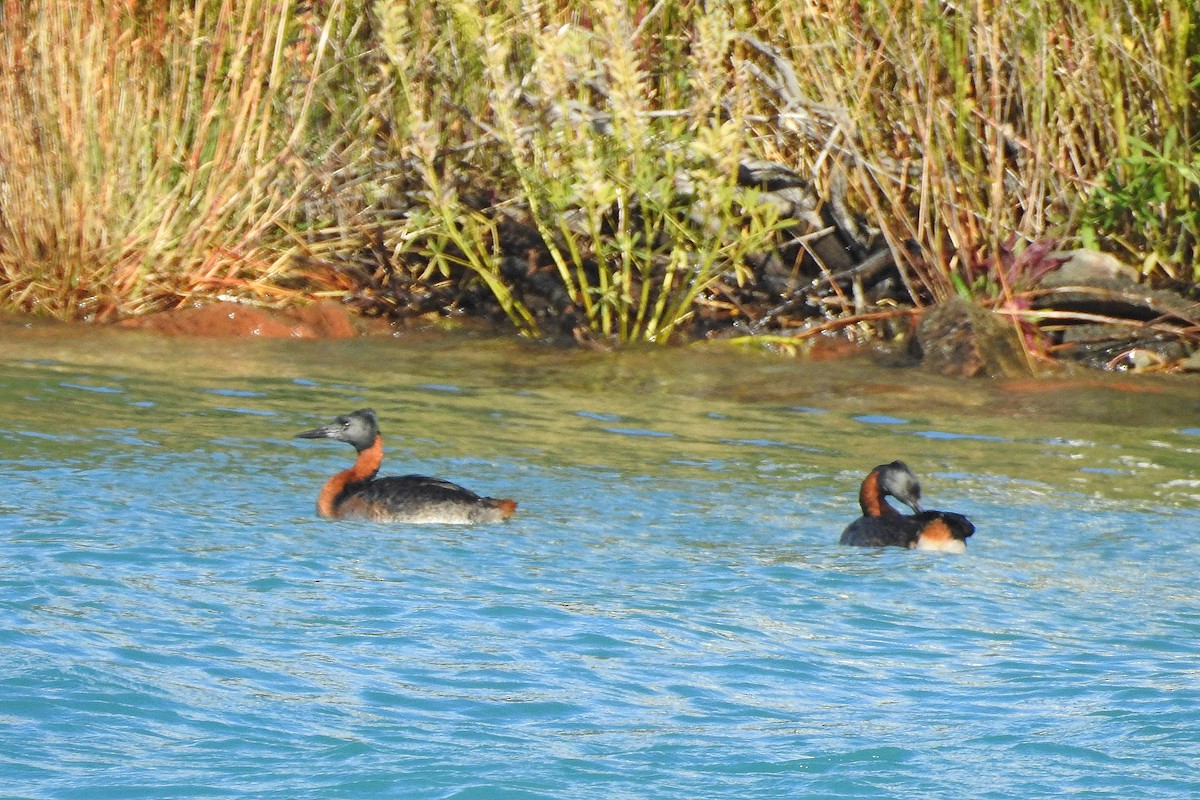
[{"xmin": 3, "ymin": 317, "xmax": 1200, "ymax": 799}]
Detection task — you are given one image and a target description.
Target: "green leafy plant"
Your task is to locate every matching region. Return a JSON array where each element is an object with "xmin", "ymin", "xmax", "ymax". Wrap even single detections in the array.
[
  {"xmin": 1082, "ymin": 126, "xmax": 1200, "ymax": 278},
  {"xmin": 376, "ymin": 0, "xmax": 786, "ymax": 343}
]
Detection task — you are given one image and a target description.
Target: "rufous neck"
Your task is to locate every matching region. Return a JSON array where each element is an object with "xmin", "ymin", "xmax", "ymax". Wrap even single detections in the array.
[
  {"xmin": 316, "ymin": 435, "xmax": 383, "ymax": 518},
  {"xmin": 859, "ymin": 469, "xmax": 899, "ymax": 517},
  {"xmin": 349, "ymin": 434, "xmax": 384, "ymax": 480}
]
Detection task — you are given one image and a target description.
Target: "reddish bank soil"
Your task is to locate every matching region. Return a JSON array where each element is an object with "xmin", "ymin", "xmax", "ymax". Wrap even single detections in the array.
[{"xmin": 114, "ymin": 300, "xmax": 367, "ymax": 339}]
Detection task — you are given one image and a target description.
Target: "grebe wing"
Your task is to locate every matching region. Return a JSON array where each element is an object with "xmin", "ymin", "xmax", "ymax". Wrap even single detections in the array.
[
  {"xmin": 332, "ymin": 474, "xmax": 515, "ymax": 524},
  {"xmin": 355, "ymin": 474, "xmax": 485, "ymax": 502},
  {"xmin": 839, "ymin": 515, "xmax": 921, "ymax": 547}
]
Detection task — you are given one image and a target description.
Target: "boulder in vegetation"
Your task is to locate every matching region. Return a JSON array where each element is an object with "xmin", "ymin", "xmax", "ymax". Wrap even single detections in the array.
[{"xmin": 915, "ymin": 298, "xmax": 1030, "ymax": 378}]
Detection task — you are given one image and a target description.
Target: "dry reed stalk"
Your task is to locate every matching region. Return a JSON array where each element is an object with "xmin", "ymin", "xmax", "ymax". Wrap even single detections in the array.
[{"xmin": 0, "ymin": 0, "xmax": 345, "ymax": 320}]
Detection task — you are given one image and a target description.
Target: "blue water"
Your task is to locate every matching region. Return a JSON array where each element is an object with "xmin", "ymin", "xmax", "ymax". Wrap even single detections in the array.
[{"xmin": 3, "ymin": 326, "xmax": 1200, "ymax": 798}]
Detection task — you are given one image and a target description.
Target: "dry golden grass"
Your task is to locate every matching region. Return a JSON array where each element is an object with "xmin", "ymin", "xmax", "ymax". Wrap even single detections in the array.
[{"xmin": 0, "ymin": 1, "xmax": 350, "ymax": 319}]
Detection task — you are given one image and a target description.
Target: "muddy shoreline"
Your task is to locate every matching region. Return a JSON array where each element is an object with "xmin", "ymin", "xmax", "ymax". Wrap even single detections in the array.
[{"xmin": 5, "ymin": 281, "xmax": 1199, "ymax": 380}]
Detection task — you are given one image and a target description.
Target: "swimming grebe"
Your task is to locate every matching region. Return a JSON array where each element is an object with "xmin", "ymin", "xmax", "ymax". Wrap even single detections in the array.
[
  {"xmin": 295, "ymin": 408, "xmax": 517, "ymax": 524},
  {"xmin": 839, "ymin": 460, "xmax": 974, "ymax": 552}
]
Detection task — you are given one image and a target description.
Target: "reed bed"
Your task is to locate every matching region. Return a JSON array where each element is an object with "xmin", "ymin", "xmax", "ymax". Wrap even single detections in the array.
[
  {"xmin": 0, "ymin": 0, "xmax": 356, "ymax": 319},
  {"xmin": 1, "ymin": 0, "xmax": 1195, "ymax": 344}
]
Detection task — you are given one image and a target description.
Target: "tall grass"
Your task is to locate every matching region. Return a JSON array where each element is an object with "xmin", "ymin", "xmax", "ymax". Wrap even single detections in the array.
[
  {"xmin": 0, "ymin": 0, "xmax": 349, "ymax": 319},
  {"xmin": 764, "ymin": 0, "xmax": 1197, "ymax": 298},
  {"xmin": 1, "ymin": 0, "xmax": 1195, "ymax": 340},
  {"xmin": 370, "ymin": 0, "xmax": 788, "ymax": 342}
]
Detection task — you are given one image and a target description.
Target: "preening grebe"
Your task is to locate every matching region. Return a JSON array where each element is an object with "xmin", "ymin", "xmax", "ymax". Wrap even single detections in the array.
[
  {"xmin": 296, "ymin": 408, "xmax": 517, "ymax": 524},
  {"xmin": 839, "ymin": 460, "xmax": 974, "ymax": 553}
]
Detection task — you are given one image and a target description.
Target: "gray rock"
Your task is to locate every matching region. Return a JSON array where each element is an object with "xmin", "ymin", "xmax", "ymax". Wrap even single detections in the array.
[{"xmin": 915, "ymin": 297, "xmax": 1031, "ymax": 378}]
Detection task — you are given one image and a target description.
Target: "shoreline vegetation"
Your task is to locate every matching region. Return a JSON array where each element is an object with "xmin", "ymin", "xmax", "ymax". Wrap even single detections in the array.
[{"xmin": 1, "ymin": 1, "xmax": 1197, "ymax": 370}]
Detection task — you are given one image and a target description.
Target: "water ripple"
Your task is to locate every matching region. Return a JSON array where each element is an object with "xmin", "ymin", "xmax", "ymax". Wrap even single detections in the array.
[{"xmin": 1, "ymin": 344, "xmax": 1199, "ymax": 799}]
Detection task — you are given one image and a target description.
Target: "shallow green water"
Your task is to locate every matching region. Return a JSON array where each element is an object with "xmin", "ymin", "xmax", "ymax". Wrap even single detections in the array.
[{"xmin": 2, "ymin": 318, "xmax": 1199, "ymax": 798}]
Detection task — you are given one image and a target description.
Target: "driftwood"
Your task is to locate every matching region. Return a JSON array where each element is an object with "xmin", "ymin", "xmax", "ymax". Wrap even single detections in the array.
[{"xmin": 1022, "ymin": 250, "xmax": 1200, "ymax": 370}]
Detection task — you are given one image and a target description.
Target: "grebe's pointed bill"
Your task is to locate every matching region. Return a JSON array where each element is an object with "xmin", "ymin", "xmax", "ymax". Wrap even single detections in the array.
[{"xmin": 296, "ymin": 422, "xmax": 341, "ymax": 440}]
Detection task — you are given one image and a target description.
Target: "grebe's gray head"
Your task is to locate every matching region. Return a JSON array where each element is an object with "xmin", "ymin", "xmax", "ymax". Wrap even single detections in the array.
[
  {"xmin": 296, "ymin": 408, "xmax": 379, "ymax": 452},
  {"xmin": 877, "ymin": 460, "xmax": 923, "ymax": 513}
]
